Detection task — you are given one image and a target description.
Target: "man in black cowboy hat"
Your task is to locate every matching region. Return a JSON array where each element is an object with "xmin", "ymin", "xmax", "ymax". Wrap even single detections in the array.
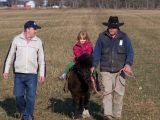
[{"xmin": 91, "ymin": 16, "xmax": 134, "ymax": 120}]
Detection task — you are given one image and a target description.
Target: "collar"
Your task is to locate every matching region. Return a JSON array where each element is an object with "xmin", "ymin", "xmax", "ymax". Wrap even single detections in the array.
[
  {"xmin": 104, "ymin": 30, "xmax": 123, "ymax": 39},
  {"xmin": 19, "ymin": 32, "xmax": 38, "ymax": 41},
  {"xmin": 75, "ymin": 41, "xmax": 90, "ymax": 46}
]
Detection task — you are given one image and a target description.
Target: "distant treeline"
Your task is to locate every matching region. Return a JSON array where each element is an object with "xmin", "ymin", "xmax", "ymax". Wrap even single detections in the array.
[
  {"xmin": 42, "ymin": 0, "xmax": 160, "ymax": 9},
  {"xmin": 6, "ymin": 0, "xmax": 160, "ymax": 9}
]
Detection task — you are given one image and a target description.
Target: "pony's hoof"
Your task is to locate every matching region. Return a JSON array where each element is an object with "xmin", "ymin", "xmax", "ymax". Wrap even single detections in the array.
[{"xmin": 82, "ymin": 109, "xmax": 90, "ymax": 118}]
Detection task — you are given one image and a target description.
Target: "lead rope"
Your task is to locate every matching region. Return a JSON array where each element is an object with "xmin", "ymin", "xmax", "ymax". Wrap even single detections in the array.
[{"xmin": 91, "ymin": 69, "xmax": 142, "ymax": 96}]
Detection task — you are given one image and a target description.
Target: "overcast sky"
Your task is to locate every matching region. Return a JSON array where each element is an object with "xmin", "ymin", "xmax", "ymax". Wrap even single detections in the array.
[{"xmin": 0, "ymin": 0, "xmax": 7, "ymax": 2}]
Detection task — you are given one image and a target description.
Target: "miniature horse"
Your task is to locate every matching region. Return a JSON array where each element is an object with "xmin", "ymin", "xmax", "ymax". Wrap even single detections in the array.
[{"xmin": 67, "ymin": 54, "xmax": 93, "ymax": 119}]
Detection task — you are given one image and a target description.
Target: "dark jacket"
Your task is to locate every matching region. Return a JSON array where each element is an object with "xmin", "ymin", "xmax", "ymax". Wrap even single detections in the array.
[{"xmin": 93, "ymin": 30, "xmax": 134, "ymax": 72}]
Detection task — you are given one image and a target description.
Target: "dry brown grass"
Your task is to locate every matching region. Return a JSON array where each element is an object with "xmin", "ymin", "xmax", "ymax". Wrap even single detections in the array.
[{"xmin": 0, "ymin": 9, "xmax": 160, "ymax": 120}]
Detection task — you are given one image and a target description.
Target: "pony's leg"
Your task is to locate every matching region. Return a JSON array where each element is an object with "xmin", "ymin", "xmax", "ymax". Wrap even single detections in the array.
[
  {"xmin": 83, "ymin": 94, "xmax": 90, "ymax": 109},
  {"xmin": 82, "ymin": 94, "xmax": 90, "ymax": 118},
  {"xmin": 73, "ymin": 96, "xmax": 81, "ymax": 119},
  {"xmin": 95, "ymin": 71, "xmax": 101, "ymax": 91},
  {"xmin": 63, "ymin": 79, "xmax": 68, "ymax": 92}
]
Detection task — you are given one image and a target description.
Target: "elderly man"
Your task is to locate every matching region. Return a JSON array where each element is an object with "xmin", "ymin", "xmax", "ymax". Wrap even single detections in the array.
[
  {"xmin": 92, "ymin": 16, "xmax": 134, "ymax": 120},
  {"xmin": 3, "ymin": 20, "xmax": 46, "ymax": 120}
]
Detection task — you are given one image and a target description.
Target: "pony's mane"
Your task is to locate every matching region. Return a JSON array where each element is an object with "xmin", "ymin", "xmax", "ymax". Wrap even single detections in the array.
[
  {"xmin": 75, "ymin": 53, "xmax": 93, "ymax": 69},
  {"xmin": 72, "ymin": 53, "xmax": 93, "ymax": 91}
]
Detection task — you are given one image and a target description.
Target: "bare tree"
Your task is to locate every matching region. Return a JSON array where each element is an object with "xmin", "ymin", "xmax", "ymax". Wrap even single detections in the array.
[
  {"xmin": 34, "ymin": 0, "xmax": 44, "ymax": 7},
  {"xmin": 32, "ymin": 0, "xmax": 160, "ymax": 9}
]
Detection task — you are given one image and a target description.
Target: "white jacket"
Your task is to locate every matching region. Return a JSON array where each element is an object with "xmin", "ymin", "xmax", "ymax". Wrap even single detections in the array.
[{"xmin": 3, "ymin": 33, "xmax": 46, "ymax": 77}]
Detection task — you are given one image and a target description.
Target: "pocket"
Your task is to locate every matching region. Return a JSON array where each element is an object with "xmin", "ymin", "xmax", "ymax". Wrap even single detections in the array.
[
  {"xmin": 16, "ymin": 45, "xmax": 25, "ymax": 52},
  {"xmin": 115, "ymin": 77, "xmax": 126, "ymax": 95},
  {"xmin": 102, "ymin": 47, "xmax": 110, "ymax": 54},
  {"xmin": 117, "ymin": 46, "xmax": 126, "ymax": 54}
]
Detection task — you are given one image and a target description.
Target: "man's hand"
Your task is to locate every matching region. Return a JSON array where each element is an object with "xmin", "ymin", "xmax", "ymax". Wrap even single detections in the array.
[
  {"xmin": 3, "ymin": 73, "xmax": 9, "ymax": 80},
  {"xmin": 39, "ymin": 76, "xmax": 45, "ymax": 84},
  {"xmin": 123, "ymin": 64, "xmax": 133, "ymax": 75}
]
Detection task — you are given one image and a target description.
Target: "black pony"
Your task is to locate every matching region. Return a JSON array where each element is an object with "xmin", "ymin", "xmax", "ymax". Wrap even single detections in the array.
[{"xmin": 66, "ymin": 53, "xmax": 93, "ymax": 119}]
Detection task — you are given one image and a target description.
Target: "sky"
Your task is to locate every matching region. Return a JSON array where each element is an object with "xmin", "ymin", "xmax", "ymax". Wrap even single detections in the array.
[{"xmin": 0, "ymin": 0, "xmax": 7, "ymax": 2}]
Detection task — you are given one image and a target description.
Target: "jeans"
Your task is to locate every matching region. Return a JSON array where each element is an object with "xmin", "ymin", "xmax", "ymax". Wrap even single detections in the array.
[{"xmin": 14, "ymin": 73, "xmax": 38, "ymax": 120}]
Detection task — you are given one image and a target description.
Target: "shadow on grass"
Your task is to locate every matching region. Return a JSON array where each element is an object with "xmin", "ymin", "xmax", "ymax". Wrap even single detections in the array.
[
  {"xmin": 47, "ymin": 97, "xmax": 103, "ymax": 120},
  {"xmin": 0, "ymin": 97, "xmax": 18, "ymax": 118}
]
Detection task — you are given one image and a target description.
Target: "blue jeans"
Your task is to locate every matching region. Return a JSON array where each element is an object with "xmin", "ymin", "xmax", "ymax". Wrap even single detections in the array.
[{"xmin": 14, "ymin": 73, "xmax": 38, "ymax": 120}]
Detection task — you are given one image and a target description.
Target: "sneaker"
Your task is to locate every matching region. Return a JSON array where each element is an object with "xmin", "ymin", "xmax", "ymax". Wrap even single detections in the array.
[
  {"xmin": 58, "ymin": 73, "xmax": 66, "ymax": 80},
  {"xmin": 14, "ymin": 112, "xmax": 23, "ymax": 119}
]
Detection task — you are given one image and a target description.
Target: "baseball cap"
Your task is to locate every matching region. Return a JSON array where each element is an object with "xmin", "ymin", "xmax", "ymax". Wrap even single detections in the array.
[{"xmin": 24, "ymin": 20, "xmax": 41, "ymax": 30}]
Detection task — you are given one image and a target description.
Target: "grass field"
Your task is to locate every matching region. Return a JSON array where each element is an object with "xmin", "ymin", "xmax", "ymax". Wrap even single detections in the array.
[{"xmin": 0, "ymin": 9, "xmax": 160, "ymax": 120}]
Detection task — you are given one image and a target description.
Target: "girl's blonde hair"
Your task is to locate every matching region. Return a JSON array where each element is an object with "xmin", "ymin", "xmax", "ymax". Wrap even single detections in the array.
[{"xmin": 77, "ymin": 31, "xmax": 90, "ymax": 41}]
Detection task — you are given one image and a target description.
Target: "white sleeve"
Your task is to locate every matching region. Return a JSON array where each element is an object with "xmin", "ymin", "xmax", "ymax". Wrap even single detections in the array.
[
  {"xmin": 38, "ymin": 41, "xmax": 46, "ymax": 77},
  {"xmin": 3, "ymin": 39, "xmax": 17, "ymax": 73}
]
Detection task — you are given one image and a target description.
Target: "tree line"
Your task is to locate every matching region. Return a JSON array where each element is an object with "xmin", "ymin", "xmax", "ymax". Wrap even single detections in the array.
[
  {"xmin": 7, "ymin": 0, "xmax": 160, "ymax": 9},
  {"xmin": 36, "ymin": 0, "xmax": 160, "ymax": 9}
]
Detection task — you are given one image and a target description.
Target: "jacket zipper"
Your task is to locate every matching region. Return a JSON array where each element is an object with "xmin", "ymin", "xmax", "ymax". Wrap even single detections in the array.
[{"xmin": 111, "ymin": 39, "xmax": 115, "ymax": 72}]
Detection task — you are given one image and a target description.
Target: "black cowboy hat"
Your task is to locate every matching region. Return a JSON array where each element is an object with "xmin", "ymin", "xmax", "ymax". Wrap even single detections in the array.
[{"xmin": 102, "ymin": 16, "xmax": 124, "ymax": 28}]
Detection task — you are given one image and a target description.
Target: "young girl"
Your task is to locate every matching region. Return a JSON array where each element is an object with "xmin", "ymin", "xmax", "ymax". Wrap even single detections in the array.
[{"xmin": 59, "ymin": 31, "xmax": 93, "ymax": 80}]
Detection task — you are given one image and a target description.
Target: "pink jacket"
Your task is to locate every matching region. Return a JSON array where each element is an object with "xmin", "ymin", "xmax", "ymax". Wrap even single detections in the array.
[{"xmin": 73, "ymin": 41, "xmax": 93, "ymax": 60}]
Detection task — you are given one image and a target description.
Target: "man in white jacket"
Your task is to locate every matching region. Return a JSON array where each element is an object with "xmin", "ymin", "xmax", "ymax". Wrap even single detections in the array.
[{"xmin": 3, "ymin": 20, "xmax": 46, "ymax": 120}]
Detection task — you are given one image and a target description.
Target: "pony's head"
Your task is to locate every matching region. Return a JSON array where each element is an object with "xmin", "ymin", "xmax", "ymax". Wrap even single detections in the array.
[
  {"xmin": 75, "ymin": 53, "xmax": 93, "ymax": 69},
  {"xmin": 72, "ymin": 54, "xmax": 93, "ymax": 91}
]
